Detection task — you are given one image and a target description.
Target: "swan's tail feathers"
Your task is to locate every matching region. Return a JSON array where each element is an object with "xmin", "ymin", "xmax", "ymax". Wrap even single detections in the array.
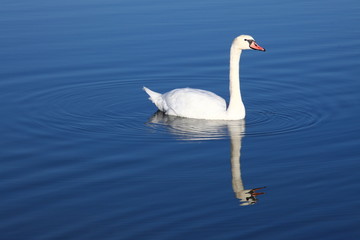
[
  {"xmin": 143, "ymin": 87, "xmax": 161, "ymax": 99},
  {"xmin": 143, "ymin": 87, "xmax": 165, "ymax": 112}
]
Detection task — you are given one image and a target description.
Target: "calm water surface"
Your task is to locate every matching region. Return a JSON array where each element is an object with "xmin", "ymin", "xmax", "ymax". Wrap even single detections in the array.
[{"xmin": 1, "ymin": 0, "xmax": 360, "ymax": 239}]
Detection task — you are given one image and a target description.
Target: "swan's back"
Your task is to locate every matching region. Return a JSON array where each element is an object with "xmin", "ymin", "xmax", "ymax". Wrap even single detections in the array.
[{"xmin": 145, "ymin": 87, "xmax": 227, "ymax": 120}]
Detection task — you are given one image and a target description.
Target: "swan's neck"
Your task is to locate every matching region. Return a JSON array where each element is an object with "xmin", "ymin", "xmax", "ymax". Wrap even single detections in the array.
[{"xmin": 227, "ymin": 46, "xmax": 245, "ymax": 119}]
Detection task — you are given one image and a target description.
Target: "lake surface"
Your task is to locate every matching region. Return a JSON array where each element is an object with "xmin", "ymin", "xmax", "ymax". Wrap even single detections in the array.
[{"xmin": 1, "ymin": 0, "xmax": 360, "ymax": 239}]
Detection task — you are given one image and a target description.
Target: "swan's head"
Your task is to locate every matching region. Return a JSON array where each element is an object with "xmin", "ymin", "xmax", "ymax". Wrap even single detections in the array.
[{"xmin": 232, "ymin": 35, "xmax": 265, "ymax": 51}]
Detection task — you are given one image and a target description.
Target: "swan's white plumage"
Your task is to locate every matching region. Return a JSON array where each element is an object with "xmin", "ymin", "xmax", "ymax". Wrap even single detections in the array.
[
  {"xmin": 144, "ymin": 87, "xmax": 227, "ymax": 119},
  {"xmin": 143, "ymin": 35, "xmax": 265, "ymax": 120}
]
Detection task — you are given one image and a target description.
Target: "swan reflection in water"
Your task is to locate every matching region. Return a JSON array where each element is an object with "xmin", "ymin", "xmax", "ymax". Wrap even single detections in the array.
[{"xmin": 148, "ymin": 111, "xmax": 266, "ymax": 206}]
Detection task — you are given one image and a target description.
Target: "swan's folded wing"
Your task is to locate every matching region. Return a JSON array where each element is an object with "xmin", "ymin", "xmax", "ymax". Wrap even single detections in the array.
[{"xmin": 162, "ymin": 88, "xmax": 227, "ymax": 119}]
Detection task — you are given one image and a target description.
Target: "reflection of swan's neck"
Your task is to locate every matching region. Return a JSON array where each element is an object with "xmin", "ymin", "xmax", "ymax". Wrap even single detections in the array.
[
  {"xmin": 229, "ymin": 125, "xmax": 245, "ymax": 195},
  {"xmin": 227, "ymin": 46, "xmax": 245, "ymax": 118},
  {"xmin": 229, "ymin": 122, "xmax": 265, "ymax": 206}
]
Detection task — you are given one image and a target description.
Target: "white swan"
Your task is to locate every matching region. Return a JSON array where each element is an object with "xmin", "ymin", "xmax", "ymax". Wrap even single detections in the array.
[{"xmin": 143, "ymin": 35, "xmax": 265, "ymax": 120}]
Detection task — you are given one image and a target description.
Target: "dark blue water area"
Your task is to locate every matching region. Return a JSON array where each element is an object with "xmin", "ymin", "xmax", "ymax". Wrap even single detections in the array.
[{"xmin": 1, "ymin": 0, "xmax": 360, "ymax": 239}]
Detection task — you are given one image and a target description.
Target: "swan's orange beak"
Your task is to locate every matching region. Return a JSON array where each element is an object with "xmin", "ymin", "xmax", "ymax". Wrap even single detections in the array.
[{"xmin": 250, "ymin": 41, "xmax": 266, "ymax": 51}]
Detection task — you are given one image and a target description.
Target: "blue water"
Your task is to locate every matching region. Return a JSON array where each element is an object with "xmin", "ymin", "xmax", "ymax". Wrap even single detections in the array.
[{"xmin": 1, "ymin": 0, "xmax": 360, "ymax": 239}]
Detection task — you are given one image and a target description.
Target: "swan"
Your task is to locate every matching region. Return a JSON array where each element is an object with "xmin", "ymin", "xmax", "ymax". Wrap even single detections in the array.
[{"xmin": 143, "ymin": 35, "xmax": 265, "ymax": 120}]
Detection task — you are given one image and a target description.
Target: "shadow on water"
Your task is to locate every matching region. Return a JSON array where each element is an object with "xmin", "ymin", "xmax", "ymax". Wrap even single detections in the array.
[{"xmin": 147, "ymin": 111, "xmax": 266, "ymax": 206}]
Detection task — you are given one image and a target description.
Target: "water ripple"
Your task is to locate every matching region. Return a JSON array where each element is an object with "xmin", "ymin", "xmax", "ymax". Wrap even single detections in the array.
[
  {"xmin": 18, "ymin": 77, "xmax": 149, "ymax": 141},
  {"xmin": 245, "ymin": 108, "xmax": 321, "ymax": 136},
  {"xmin": 16, "ymin": 75, "xmax": 327, "ymax": 141}
]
